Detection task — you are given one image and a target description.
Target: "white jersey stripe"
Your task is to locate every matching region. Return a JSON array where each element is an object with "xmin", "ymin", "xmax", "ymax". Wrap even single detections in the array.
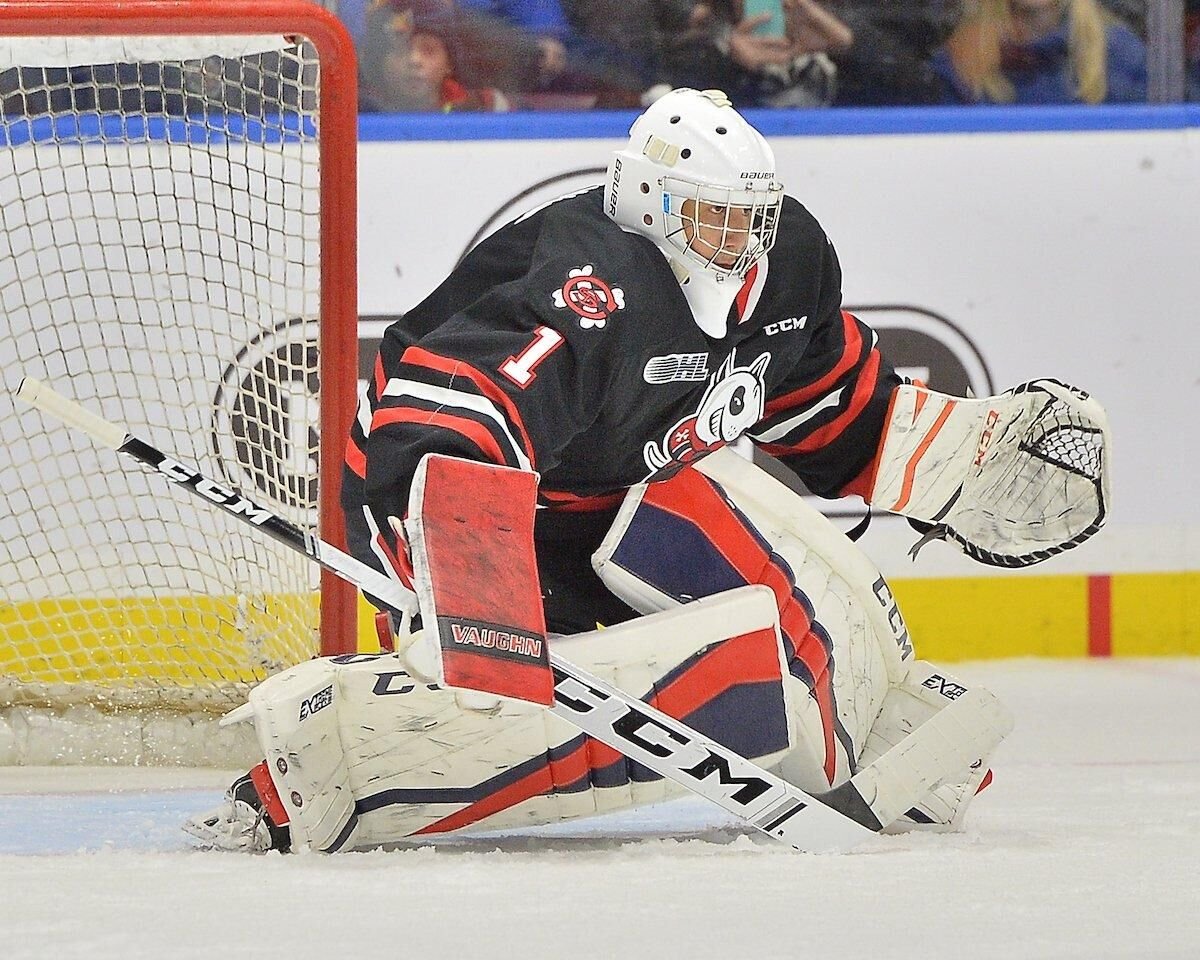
[
  {"xmin": 749, "ymin": 386, "xmax": 846, "ymax": 444},
  {"xmin": 382, "ymin": 377, "xmax": 533, "ymax": 472},
  {"xmin": 355, "ymin": 381, "xmax": 373, "ymax": 436}
]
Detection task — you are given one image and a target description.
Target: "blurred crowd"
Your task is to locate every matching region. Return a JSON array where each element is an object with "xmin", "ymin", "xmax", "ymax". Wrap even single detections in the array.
[
  {"xmin": 354, "ymin": 0, "xmax": 1200, "ymax": 111},
  {"xmin": 0, "ymin": 0, "xmax": 1197, "ymax": 114}
]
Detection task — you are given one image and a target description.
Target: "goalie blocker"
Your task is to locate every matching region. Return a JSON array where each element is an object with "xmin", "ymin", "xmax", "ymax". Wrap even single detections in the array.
[{"xmin": 404, "ymin": 453, "xmax": 554, "ymax": 704}]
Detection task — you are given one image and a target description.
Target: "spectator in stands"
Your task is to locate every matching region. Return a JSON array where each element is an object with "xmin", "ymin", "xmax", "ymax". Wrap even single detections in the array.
[
  {"xmin": 659, "ymin": 0, "xmax": 854, "ymax": 108},
  {"xmin": 554, "ymin": 0, "xmax": 693, "ymax": 105},
  {"xmin": 1098, "ymin": 0, "xmax": 1144, "ymax": 35},
  {"xmin": 1093, "ymin": 0, "xmax": 1200, "ymax": 101},
  {"xmin": 1188, "ymin": 0, "xmax": 1200, "ymax": 100},
  {"xmin": 450, "ymin": 0, "xmax": 643, "ymax": 107},
  {"xmin": 935, "ymin": 0, "xmax": 1147, "ymax": 104},
  {"xmin": 410, "ymin": 15, "xmax": 514, "ymax": 110},
  {"xmin": 359, "ymin": 1, "xmax": 512, "ymax": 112},
  {"xmin": 457, "ymin": 0, "xmax": 575, "ymax": 90},
  {"xmin": 359, "ymin": 2, "xmax": 438, "ymax": 110},
  {"xmin": 823, "ymin": 1, "xmax": 964, "ymax": 105}
]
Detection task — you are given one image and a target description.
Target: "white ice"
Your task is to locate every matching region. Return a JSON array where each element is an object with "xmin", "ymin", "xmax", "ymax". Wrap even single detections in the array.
[{"xmin": 1, "ymin": 659, "xmax": 1197, "ymax": 960}]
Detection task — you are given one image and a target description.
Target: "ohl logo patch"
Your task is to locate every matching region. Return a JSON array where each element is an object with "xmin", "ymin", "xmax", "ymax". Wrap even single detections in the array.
[{"xmin": 552, "ymin": 265, "xmax": 625, "ymax": 329}]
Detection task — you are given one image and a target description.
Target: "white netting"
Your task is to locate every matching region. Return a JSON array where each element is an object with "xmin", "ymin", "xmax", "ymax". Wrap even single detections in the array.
[{"xmin": 0, "ymin": 34, "xmax": 331, "ymax": 758}]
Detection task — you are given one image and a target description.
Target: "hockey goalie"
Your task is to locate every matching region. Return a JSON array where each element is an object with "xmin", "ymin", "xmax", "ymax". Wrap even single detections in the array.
[{"xmin": 185, "ymin": 88, "xmax": 1110, "ymax": 853}]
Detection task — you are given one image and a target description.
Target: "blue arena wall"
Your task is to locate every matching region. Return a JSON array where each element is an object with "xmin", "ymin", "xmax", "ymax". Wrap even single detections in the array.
[{"xmin": 358, "ymin": 103, "xmax": 1200, "ymax": 142}]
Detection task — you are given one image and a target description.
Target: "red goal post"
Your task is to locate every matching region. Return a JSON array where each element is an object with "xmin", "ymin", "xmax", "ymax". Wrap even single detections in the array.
[{"xmin": 0, "ymin": 0, "xmax": 360, "ymax": 729}]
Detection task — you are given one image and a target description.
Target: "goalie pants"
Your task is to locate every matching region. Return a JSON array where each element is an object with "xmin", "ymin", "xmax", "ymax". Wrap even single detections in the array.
[
  {"xmin": 348, "ymin": 499, "xmax": 639, "ymax": 635},
  {"xmin": 533, "ymin": 507, "xmax": 639, "ymax": 634}
]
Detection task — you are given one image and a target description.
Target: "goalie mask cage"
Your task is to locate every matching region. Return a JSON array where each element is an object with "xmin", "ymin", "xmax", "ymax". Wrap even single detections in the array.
[{"xmin": 0, "ymin": 0, "xmax": 359, "ymax": 760}]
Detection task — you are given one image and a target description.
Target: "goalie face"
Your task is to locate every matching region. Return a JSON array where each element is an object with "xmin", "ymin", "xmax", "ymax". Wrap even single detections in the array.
[{"xmin": 674, "ymin": 196, "xmax": 773, "ymax": 274}]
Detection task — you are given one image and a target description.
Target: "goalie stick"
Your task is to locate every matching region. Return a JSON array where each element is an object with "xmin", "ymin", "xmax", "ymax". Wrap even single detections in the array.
[
  {"xmin": 14, "ymin": 377, "xmax": 1001, "ymax": 851},
  {"xmin": 13, "ymin": 377, "xmax": 869, "ymax": 851}
]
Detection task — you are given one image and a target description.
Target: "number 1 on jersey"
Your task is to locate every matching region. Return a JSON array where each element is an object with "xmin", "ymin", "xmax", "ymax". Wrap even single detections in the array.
[{"xmin": 500, "ymin": 326, "xmax": 565, "ymax": 388}]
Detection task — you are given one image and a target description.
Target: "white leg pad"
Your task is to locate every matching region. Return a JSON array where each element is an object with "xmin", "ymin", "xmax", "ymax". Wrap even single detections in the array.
[
  {"xmin": 236, "ymin": 587, "xmax": 794, "ymax": 850},
  {"xmin": 592, "ymin": 448, "xmax": 1014, "ymax": 830},
  {"xmin": 241, "ymin": 658, "xmax": 359, "ymax": 853},
  {"xmin": 595, "ymin": 447, "xmax": 912, "ymax": 793},
  {"xmin": 855, "ymin": 660, "xmax": 1014, "ymax": 831}
]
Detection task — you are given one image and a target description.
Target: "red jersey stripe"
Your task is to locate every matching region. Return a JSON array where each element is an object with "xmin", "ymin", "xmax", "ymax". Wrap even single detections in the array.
[
  {"xmin": 401, "ymin": 346, "xmax": 537, "ymax": 470},
  {"xmin": 763, "ymin": 348, "xmax": 882, "ymax": 457},
  {"xmin": 839, "ymin": 384, "xmax": 901, "ymax": 498},
  {"xmin": 734, "ymin": 263, "xmax": 759, "ymax": 322},
  {"xmin": 344, "ymin": 434, "xmax": 366, "ymax": 479},
  {"xmin": 764, "ymin": 311, "xmax": 863, "ymax": 417},
  {"xmin": 371, "ymin": 406, "xmax": 509, "ymax": 467},
  {"xmin": 539, "ymin": 488, "xmax": 626, "ymax": 512}
]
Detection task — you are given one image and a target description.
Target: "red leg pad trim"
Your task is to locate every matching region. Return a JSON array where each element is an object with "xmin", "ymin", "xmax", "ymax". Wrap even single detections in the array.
[{"xmin": 249, "ymin": 760, "xmax": 290, "ymax": 826}]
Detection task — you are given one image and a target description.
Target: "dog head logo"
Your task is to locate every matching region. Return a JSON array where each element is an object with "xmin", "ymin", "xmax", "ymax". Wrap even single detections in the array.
[{"xmin": 643, "ymin": 350, "xmax": 771, "ymax": 476}]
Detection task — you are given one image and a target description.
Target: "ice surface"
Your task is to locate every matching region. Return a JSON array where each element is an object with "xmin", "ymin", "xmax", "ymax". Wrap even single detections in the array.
[{"xmin": 0, "ymin": 659, "xmax": 1197, "ymax": 960}]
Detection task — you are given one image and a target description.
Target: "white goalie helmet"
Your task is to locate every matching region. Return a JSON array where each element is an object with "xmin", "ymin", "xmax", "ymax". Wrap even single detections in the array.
[{"xmin": 604, "ymin": 88, "xmax": 783, "ymax": 282}]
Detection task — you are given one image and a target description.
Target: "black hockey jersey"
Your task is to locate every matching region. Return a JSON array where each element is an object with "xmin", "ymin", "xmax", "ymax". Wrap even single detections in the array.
[{"xmin": 342, "ymin": 186, "xmax": 899, "ymax": 579}]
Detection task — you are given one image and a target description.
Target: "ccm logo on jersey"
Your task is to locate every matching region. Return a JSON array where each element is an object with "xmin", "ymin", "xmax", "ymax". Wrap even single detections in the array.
[
  {"xmin": 298, "ymin": 684, "xmax": 334, "ymax": 721},
  {"xmin": 764, "ymin": 316, "xmax": 807, "ymax": 336}
]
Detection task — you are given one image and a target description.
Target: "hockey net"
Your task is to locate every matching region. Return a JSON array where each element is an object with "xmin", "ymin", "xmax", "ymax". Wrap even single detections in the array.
[{"xmin": 0, "ymin": 2, "xmax": 359, "ymax": 763}]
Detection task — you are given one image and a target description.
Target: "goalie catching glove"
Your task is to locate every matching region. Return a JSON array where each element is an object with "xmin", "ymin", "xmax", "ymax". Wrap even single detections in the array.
[{"xmin": 870, "ymin": 378, "xmax": 1111, "ymax": 567}]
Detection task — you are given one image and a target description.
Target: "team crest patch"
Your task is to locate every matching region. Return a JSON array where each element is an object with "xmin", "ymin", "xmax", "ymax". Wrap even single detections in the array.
[{"xmin": 552, "ymin": 265, "xmax": 625, "ymax": 329}]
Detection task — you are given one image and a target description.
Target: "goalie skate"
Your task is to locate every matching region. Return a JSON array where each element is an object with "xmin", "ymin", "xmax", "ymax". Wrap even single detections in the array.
[{"xmin": 183, "ymin": 768, "xmax": 291, "ymax": 853}]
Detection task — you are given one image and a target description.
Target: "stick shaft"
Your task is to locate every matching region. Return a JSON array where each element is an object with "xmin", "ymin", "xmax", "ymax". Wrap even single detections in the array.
[{"xmin": 16, "ymin": 376, "xmax": 416, "ymax": 615}]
